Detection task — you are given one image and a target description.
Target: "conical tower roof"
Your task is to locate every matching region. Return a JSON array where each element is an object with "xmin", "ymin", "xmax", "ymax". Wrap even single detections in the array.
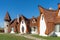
[{"xmin": 4, "ymin": 12, "xmax": 11, "ymax": 21}]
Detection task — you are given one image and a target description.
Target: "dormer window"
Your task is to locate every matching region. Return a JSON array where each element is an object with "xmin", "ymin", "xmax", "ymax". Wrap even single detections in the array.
[
  {"xmin": 32, "ymin": 19, "xmax": 36, "ymax": 23},
  {"xmin": 58, "ymin": 10, "xmax": 60, "ymax": 16}
]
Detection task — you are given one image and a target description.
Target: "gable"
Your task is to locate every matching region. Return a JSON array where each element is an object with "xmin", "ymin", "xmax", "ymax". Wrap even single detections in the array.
[
  {"xmin": 30, "ymin": 17, "xmax": 38, "ymax": 27},
  {"xmin": 39, "ymin": 5, "xmax": 57, "ymax": 22},
  {"xmin": 10, "ymin": 19, "xmax": 17, "ymax": 27}
]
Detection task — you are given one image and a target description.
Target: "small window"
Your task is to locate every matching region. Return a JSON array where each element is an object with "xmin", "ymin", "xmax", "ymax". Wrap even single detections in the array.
[
  {"xmin": 7, "ymin": 25, "xmax": 8, "ymax": 27},
  {"xmin": 42, "ymin": 14, "xmax": 44, "ymax": 20},
  {"xmin": 34, "ymin": 27, "xmax": 36, "ymax": 31},
  {"xmin": 22, "ymin": 21, "xmax": 24, "ymax": 24}
]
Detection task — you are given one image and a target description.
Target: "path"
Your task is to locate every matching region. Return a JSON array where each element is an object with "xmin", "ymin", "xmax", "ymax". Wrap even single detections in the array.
[
  {"xmin": 0, "ymin": 33, "xmax": 46, "ymax": 40},
  {"xmin": 15, "ymin": 34, "xmax": 46, "ymax": 40}
]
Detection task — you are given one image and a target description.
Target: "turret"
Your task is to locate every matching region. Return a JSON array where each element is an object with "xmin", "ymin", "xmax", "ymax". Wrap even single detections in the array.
[{"xmin": 4, "ymin": 12, "xmax": 11, "ymax": 33}]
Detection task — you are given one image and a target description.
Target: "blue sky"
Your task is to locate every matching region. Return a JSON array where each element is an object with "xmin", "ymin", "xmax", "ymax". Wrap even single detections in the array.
[{"xmin": 0, "ymin": 0, "xmax": 60, "ymax": 28}]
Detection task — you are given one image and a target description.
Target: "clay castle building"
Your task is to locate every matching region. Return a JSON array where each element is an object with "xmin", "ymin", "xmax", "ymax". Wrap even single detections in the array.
[{"xmin": 4, "ymin": 3, "xmax": 60, "ymax": 36}]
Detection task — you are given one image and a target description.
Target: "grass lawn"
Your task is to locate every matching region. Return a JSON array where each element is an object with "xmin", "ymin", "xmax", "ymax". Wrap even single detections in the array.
[
  {"xmin": 0, "ymin": 34, "xmax": 32, "ymax": 40},
  {"xmin": 31, "ymin": 34, "xmax": 60, "ymax": 40}
]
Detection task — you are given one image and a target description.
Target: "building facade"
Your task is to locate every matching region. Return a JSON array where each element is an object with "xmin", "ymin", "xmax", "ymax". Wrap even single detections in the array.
[{"xmin": 4, "ymin": 4, "xmax": 60, "ymax": 36}]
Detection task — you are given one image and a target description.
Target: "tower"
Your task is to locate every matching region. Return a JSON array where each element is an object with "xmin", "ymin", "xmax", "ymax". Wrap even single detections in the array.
[{"xmin": 4, "ymin": 12, "xmax": 11, "ymax": 33}]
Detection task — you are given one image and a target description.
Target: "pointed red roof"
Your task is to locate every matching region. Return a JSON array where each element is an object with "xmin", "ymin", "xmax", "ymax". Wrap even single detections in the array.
[{"xmin": 4, "ymin": 12, "xmax": 11, "ymax": 21}]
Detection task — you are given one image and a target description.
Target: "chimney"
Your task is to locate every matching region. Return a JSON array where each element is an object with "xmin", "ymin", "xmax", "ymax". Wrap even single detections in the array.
[{"xmin": 49, "ymin": 7, "xmax": 52, "ymax": 10}]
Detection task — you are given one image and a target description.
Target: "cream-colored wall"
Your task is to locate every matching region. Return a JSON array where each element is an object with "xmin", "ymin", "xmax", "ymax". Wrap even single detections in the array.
[
  {"xmin": 4, "ymin": 21, "xmax": 9, "ymax": 33},
  {"xmin": 39, "ymin": 14, "xmax": 47, "ymax": 36},
  {"xmin": 54, "ymin": 10, "xmax": 60, "ymax": 36},
  {"xmin": 10, "ymin": 27, "xmax": 15, "ymax": 33},
  {"xmin": 55, "ymin": 24, "xmax": 60, "ymax": 36},
  {"xmin": 31, "ymin": 26, "xmax": 38, "ymax": 34},
  {"xmin": 20, "ymin": 20, "xmax": 26, "ymax": 34}
]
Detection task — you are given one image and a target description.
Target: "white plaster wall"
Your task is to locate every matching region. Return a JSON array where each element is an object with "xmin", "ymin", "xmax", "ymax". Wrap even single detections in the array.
[
  {"xmin": 55, "ymin": 10, "xmax": 60, "ymax": 36},
  {"xmin": 55, "ymin": 24, "xmax": 60, "ymax": 36},
  {"xmin": 48, "ymin": 9, "xmax": 60, "ymax": 36},
  {"xmin": 55, "ymin": 25, "xmax": 59, "ymax": 32},
  {"xmin": 39, "ymin": 14, "xmax": 47, "ymax": 36},
  {"xmin": 55, "ymin": 32, "xmax": 60, "ymax": 36},
  {"xmin": 10, "ymin": 27, "xmax": 15, "ymax": 33},
  {"xmin": 31, "ymin": 27, "xmax": 38, "ymax": 34},
  {"xmin": 4, "ymin": 21, "xmax": 9, "ymax": 33},
  {"xmin": 10, "ymin": 31, "xmax": 15, "ymax": 33},
  {"xmin": 20, "ymin": 20, "xmax": 26, "ymax": 34}
]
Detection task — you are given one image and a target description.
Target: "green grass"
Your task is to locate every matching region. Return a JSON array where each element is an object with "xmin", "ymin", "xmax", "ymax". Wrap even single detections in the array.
[
  {"xmin": 31, "ymin": 34, "xmax": 60, "ymax": 40},
  {"xmin": 0, "ymin": 34, "xmax": 32, "ymax": 40}
]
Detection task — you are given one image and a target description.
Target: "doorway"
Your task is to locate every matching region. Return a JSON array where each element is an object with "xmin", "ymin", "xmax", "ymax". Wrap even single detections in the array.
[{"xmin": 22, "ymin": 26, "xmax": 24, "ymax": 33}]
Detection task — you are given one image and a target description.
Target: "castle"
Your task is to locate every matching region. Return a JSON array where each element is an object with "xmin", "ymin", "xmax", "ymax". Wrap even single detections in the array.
[{"xmin": 4, "ymin": 3, "xmax": 60, "ymax": 36}]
